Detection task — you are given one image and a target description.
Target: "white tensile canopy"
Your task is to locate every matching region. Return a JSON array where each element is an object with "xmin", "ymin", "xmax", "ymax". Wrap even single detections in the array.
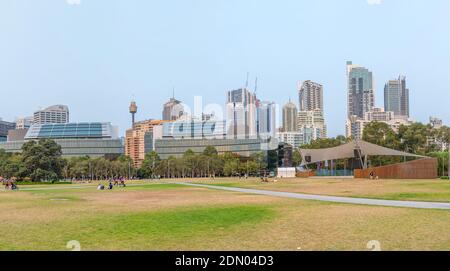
[{"xmin": 299, "ymin": 140, "xmax": 425, "ymax": 166}]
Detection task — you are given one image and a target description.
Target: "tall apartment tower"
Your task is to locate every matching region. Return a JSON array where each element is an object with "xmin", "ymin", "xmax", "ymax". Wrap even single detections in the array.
[
  {"xmin": 162, "ymin": 97, "xmax": 184, "ymax": 121},
  {"xmin": 226, "ymin": 88, "xmax": 258, "ymax": 138},
  {"xmin": 297, "ymin": 110, "xmax": 327, "ymax": 139},
  {"xmin": 384, "ymin": 76, "xmax": 409, "ymax": 118},
  {"xmin": 346, "ymin": 61, "xmax": 375, "ymax": 119},
  {"xmin": 299, "ymin": 80, "xmax": 323, "ymax": 111},
  {"xmin": 33, "ymin": 105, "xmax": 69, "ymax": 124},
  {"xmin": 282, "ymin": 100, "xmax": 298, "ymax": 132},
  {"xmin": 125, "ymin": 120, "xmax": 166, "ymax": 167},
  {"xmin": 297, "ymin": 80, "xmax": 326, "ymax": 140}
]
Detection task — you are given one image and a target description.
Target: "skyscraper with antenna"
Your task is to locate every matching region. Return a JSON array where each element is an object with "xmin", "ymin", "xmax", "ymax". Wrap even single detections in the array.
[
  {"xmin": 162, "ymin": 89, "xmax": 184, "ymax": 121},
  {"xmin": 226, "ymin": 74, "xmax": 259, "ymax": 139}
]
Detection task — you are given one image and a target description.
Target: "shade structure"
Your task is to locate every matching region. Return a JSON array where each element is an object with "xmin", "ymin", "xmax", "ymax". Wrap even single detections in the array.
[{"xmin": 300, "ymin": 140, "xmax": 425, "ymax": 166}]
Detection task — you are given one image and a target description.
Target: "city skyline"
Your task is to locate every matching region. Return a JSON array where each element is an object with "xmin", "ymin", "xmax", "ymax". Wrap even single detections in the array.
[{"xmin": 1, "ymin": 0, "xmax": 450, "ymax": 137}]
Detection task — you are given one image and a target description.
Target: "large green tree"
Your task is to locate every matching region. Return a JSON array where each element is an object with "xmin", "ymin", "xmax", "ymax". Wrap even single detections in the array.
[
  {"xmin": 362, "ymin": 121, "xmax": 399, "ymax": 149},
  {"xmin": 141, "ymin": 151, "xmax": 161, "ymax": 178},
  {"xmin": 398, "ymin": 123, "xmax": 433, "ymax": 154},
  {"xmin": 21, "ymin": 139, "xmax": 65, "ymax": 182},
  {"xmin": 302, "ymin": 136, "xmax": 349, "ymax": 149}
]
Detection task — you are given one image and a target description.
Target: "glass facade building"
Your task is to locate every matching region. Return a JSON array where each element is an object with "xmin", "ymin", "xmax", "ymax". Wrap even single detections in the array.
[
  {"xmin": 257, "ymin": 101, "xmax": 276, "ymax": 138},
  {"xmin": 384, "ymin": 76, "xmax": 409, "ymax": 118},
  {"xmin": 282, "ymin": 101, "xmax": 298, "ymax": 132},
  {"xmin": 155, "ymin": 137, "xmax": 278, "ymax": 159},
  {"xmin": 0, "ymin": 120, "xmax": 16, "ymax": 142},
  {"xmin": 347, "ymin": 61, "xmax": 374, "ymax": 119},
  {"xmin": 226, "ymin": 88, "xmax": 258, "ymax": 138},
  {"xmin": 0, "ymin": 122, "xmax": 123, "ymax": 158},
  {"xmin": 163, "ymin": 120, "xmax": 227, "ymax": 139},
  {"xmin": 25, "ymin": 122, "xmax": 115, "ymax": 140}
]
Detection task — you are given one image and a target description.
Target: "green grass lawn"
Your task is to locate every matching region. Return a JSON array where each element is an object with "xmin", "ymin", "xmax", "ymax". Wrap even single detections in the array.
[
  {"xmin": 1, "ymin": 180, "xmax": 450, "ymax": 251},
  {"xmin": 0, "ymin": 205, "xmax": 275, "ymax": 250}
]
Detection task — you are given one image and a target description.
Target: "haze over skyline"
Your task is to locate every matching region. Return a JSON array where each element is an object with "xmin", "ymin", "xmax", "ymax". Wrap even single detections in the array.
[{"xmin": 1, "ymin": 0, "xmax": 449, "ymax": 137}]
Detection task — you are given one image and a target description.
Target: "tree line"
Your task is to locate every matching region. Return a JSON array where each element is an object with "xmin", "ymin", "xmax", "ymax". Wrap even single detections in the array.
[
  {"xmin": 0, "ymin": 140, "xmax": 274, "ymax": 182},
  {"xmin": 1, "ymin": 122, "xmax": 449, "ymax": 182},
  {"xmin": 139, "ymin": 146, "xmax": 274, "ymax": 179},
  {"xmin": 0, "ymin": 139, "xmax": 134, "ymax": 182}
]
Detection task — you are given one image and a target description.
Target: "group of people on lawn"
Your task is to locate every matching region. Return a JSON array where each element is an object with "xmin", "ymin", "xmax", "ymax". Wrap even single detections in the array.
[
  {"xmin": 0, "ymin": 177, "xmax": 18, "ymax": 190},
  {"xmin": 97, "ymin": 176, "xmax": 127, "ymax": 190}
]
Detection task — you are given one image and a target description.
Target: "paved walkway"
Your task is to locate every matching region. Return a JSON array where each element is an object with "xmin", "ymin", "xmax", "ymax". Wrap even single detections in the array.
[{"xmin": 176, "ymin": 182, "xmax": 450, "ymax": 210}]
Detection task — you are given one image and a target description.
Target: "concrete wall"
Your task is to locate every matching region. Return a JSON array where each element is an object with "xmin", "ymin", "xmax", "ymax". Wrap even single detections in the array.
[{"xmin": 354, "ymin": 158, "xmax": 438, "ymax": 179}]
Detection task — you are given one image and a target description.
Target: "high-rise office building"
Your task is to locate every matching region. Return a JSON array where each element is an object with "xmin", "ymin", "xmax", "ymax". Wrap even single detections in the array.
[
  {"xmin": 257, "ymin": 101, "xmax": 276, "ymax": 138},
  {"xmin": 282, "ymin": 100, "xmax": 298, "ymax": 132},
  {"xmin": 162, "ymin": 117, "xmax": 227, "ymax": 140},
  {"xmin": 162, "ymin": 97, "xmax": 184, "ymax": 121},
  {"xmin": 33, "ymin": 105, "xmax": 69, "ymax": 124},
  {"xmin": 384, "ymin": 76, "xmax": 409, "ymax": 118},
  {"xmin": 226, "ymin": 88, "xmax": 258, "ymax": 138},
  {"xmin": 0, "ymin": 119, "xmax": 16, "ymax": 142},
  {"xmin": 346, "ymin": 61, "xmax": 375, "ymax": 119},
  {"xmin": 299, "ymin": 80, "xmax": 323, "ymax": 111}
]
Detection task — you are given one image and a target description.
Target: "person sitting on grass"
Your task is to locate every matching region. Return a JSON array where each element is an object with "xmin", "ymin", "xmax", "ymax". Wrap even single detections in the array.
[
  {"xmin": 108, "ymin": 181, "xmax": 113, "ymax": 190},
  {"xmin": 0, "ymin": 177, "xmax": 6, "ymax": 190},
  {"xmin": 97, "ymin": 183, "xmax": 105, "ymax": 190},
  {"xmin": 4, "ymin": 179, "xmax": 12, "ymax": 190}
]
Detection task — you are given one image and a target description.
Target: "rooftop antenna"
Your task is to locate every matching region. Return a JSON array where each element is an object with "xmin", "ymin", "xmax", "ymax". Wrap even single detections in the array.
[
  {"xmin": 254, "ymin": 77, "xmax": 258, "ymax": 95},
  {"xmin": 172, "ymin": 87, "xmax": 175, "ymax": 99}
]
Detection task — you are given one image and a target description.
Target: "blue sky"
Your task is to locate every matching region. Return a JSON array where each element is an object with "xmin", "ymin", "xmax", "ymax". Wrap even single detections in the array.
[{"xmin": 0, "ymin": 0, "xmax": 449, "ymax": 137}]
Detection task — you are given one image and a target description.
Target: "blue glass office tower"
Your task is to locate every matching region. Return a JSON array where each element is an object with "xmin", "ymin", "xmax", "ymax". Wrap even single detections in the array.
[
  {"xmin": 384, "ymin": 76, "xmax": 410, "ymax": 118},
  {"xmin": 346, "ymin": 61, "xmax": 375, "ymax": 119}
]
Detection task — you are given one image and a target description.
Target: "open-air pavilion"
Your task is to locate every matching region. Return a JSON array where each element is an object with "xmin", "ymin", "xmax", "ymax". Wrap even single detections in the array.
[{"xmin": 299, "ymin": 140, "xmax": 437, "ymax": 179}]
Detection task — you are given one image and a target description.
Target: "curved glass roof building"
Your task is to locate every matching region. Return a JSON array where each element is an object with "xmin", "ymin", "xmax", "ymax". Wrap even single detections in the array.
[
  {"xmin": 25, "ymin": 122, "xmax": 117, "ymax": 140},
  {"xmin": 0, "ymin": 122, "xmax": 123, "ymax": 159}
]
